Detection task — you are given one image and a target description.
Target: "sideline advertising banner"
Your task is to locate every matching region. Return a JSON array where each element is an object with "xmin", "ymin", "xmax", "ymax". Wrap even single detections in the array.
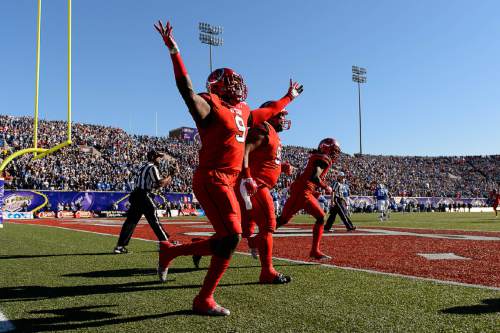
[
  {"xmin": 2, "ymin": 190, "xmax": 193, "ymax": 213},
  {"xmin": 2, "ymin": 212, "xmax": 33, "ymax": 219},
  {"xmin": 0, "ymin": 178, "xmax": 3, "ymax": 228}
]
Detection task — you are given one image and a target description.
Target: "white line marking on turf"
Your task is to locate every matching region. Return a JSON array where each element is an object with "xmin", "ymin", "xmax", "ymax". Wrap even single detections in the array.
[
  {"xmin": 64, "ymin": 223, "xmax": 122, "ymax": 227},
  {"xmin": 417, "ymin": 253, "xmax": 471, "ymax": 260},
  {"xmin": 11, "ymin": 222, "xmax": 500, "ymax": 291},
  {"xmin": 359, "ymin": 228, "xmax": 500, "ymax": 241},
  {"xmin": 263, "ymin": 254, "xmax": 500, "ymax": 291},
  {"xmin": 0, "ymin": 310, "xmax": 15, "ymax": 332},
  {"xmin": 184, "ymin": 229, "xmax": 500, "ymax": 240}
]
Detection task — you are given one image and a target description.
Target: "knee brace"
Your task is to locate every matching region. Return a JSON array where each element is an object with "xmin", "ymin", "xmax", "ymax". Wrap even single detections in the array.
[{"xmin": 210, "ymin": 234, "xmax": 241, "ymax": 259}]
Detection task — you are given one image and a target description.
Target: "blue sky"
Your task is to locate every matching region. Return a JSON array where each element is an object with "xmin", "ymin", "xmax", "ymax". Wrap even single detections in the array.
[{"xmin": 1, "ymin": 0, "xmax": 499, "ymax": 156}]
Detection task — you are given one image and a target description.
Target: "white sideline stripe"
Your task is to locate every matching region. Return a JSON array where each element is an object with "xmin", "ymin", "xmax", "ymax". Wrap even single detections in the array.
[
  {"xmin": 417, "ymin": 253, "xmax": 471, "ymax": 260},
  {"xmin": 264, "ymin": 254, "xmax": 500, "ymax": 291},
  {"xmin": 10, "ymin": 222, "xmax": 500, "ymax": 291},
  {"xmin": 358, "ymin": 228, "xmax": 500, "ymax": 241},
  {"xmin": 64, "ymin": 223, "xmax": 122, "ymax": 227},
  {"xmin": 0, "ymin": 310, "xmax": 15, "ymax": 333}
]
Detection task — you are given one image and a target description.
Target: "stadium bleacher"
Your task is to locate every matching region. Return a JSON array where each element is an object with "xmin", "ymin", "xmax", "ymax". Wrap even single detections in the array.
[{"xmin": 1, "ymin": 115, "xmax": 498, "ymax": 197}]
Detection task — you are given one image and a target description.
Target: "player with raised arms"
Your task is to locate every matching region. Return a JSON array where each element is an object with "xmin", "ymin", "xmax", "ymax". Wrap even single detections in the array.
[
  {"xmin": 154, "ymin": 20, "xmax": 303, "ymax": 316},
  {"xmin": 276, "ymin": 138, "xmax": 341, "ymax": 260},
  {"xmin": 192, "ymin": 104, "xmax": 295, "ymax": 283}
]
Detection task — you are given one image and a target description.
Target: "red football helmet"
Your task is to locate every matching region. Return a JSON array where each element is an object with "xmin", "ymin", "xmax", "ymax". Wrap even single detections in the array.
[
  {"xmin": 260, "ymin": 101, "xmax": 291, "ymax": 131},
  {"xmin": 318, "ymin": 137, "xmax": 341, "ymax": 160},
  {"xmin": 206, "ymin": 68, "xmax": 248, "ymax": 105}
]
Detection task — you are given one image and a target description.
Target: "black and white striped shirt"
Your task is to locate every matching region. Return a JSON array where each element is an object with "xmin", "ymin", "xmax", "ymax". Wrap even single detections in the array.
[
  {"xmin": 331, "ymin": 181, "xmax": 348, "ymax": 201},
  {"xmin": 332, "ymin": 181, "xmax": 342, "ymax": 198},
  {"xmin": 134, "ymin": 162, "xmax": 161, "ymax": 192}
]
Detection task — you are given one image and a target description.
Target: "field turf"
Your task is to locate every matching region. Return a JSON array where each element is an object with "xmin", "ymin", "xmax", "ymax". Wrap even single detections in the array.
[{"xmin": 0, "ymin": 213, "xmax": 499, "ymax": 332}]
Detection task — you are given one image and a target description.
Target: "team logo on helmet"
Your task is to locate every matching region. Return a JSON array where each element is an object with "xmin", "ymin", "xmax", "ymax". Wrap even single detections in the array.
[{"xmin": 206, "ymin": 68, "xmax": 248, "ymax": 104}]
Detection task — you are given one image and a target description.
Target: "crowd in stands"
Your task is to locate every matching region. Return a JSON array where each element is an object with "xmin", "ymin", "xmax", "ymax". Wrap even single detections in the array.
[{"xmin": 1, "ymin": 115, "xmax": 498, "ymax": 198}]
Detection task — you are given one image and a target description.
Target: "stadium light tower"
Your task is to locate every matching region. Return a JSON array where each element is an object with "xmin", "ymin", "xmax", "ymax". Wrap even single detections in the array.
[
  {"xmin": 352, "ymin": 65, "xmax": 367, "ymax": 155},
  {"xmin": 199, "ymin": 22, "xmax": 223, "ymax": 73}
]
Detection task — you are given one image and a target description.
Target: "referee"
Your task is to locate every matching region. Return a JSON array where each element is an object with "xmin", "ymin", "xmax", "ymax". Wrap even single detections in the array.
[
  {"xmin": 114, "ymin": 150, "xmax": 172, "ymax": 254},
  {"xmin": 324, "ymin": 172, "xmax": 356, "ymax": 232}
]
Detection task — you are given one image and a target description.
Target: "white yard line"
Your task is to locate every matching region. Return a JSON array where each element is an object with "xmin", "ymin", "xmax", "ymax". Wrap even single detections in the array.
[
  {"xmin": 9, "ymin": 222, "xmax": 500, "ymax": 291},
  {"xmin": 0, "ymin": 310, "xmax": 15, "ymax": 333},
  {"xmin": 268, "ymin": 254, "xmax": 500, "ymax": 291},
  {"xmin": 185, "ymin": 228, "xmax": 500, "ymax": 241}
]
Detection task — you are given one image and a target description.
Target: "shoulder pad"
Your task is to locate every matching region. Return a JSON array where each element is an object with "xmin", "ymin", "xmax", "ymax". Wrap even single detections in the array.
[{"xmin": 199, "ymin": 93, "xmax": 220, "ymax": 105}]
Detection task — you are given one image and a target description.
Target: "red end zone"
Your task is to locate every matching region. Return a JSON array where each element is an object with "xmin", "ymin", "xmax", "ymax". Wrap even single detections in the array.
[{"xmin": 9, "ymin": 218, "xmax": 500, "ymax": 289}]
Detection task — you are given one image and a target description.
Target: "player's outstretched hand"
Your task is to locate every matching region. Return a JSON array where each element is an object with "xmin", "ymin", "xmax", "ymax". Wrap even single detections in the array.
[
  {"xmin": 154, "ymin": 20, "xmax": 179, "ymax": 52},
  {"xmin": 287, "ymin": 79, "xmax": 304, "ymax": 100}
]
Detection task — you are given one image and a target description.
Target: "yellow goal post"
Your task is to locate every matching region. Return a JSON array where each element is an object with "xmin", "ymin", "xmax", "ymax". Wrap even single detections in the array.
[{"xmin": 0, "ymin": 0, "xmax": 72, "ymax": 227}]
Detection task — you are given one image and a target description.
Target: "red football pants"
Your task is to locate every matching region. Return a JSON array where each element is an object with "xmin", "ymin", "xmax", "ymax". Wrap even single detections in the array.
[
  {"xmin": 238, "ymin": 186, "xmax": 276, "ymax": 237},
  {"xmin": 280, "ymin": 189, "xmax": 325, "ymax": 224},
  {"xmin": 193, "ymin": 169, "xmax": 242, "ymax": 237},
  {"xmin": 190, "ymin": 169, "xmax": 242, "ymax": 304},
  {"xmin": 237, "ymin": 184, "xmax": 279, "ymax": 278}
]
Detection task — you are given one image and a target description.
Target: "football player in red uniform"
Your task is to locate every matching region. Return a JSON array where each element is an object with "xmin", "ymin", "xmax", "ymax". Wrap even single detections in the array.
[
  {"xmin": 154, "ymin": 21, "xmax": 303, "ymax": 316},
  {"xmin": 192, "ymin": 104, "xmax": 295, "ymax": 283},
  {"xmin": 276, "ymin": 138, "xmax": 340, "ymax": 260},
  {"xmin": 239, "ymin": 102, "xmax": 294, "ymax": 284}
]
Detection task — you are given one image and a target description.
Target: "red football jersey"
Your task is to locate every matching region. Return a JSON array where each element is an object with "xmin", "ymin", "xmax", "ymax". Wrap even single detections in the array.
[
  {"xmin": 197, "ymin": 93, "xmax": 250, "ymax": 172},
  {"xmin": 292, "ymin": 153, "xmax": 332, "ymax": 192},
  {"xmin": 495, "ymin": 194, "xmax": 500, "ymax": 205},
  {"xmin": 248, "ymin": 122, "xmax": 282, "ymax": 188}
]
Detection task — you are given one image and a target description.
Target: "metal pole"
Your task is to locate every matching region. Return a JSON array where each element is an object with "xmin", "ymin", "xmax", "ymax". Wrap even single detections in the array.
[
  {"xmin": 209, "ymin": 44, "xmax": 213, "ymax": 73},
  {"xmin": 155, "ymin": 112, "xmax": 158, "ymax": 137},
  {"xmin": 358, "ymin": 81, "xmax": 362, "ymax": 155}
]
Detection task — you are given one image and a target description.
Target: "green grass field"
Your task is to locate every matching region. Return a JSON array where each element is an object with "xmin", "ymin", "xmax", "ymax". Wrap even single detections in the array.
[
  {"xmin": 285, "ymin": 211, "xmax": 500, "ymax": 231},
  {"xmin": 1, "ymin": 213, "xmax": 499, "ymax": 332},
  {"xmin": 170, "ymin": 211, "xmax": 500, "ymax": 231}
]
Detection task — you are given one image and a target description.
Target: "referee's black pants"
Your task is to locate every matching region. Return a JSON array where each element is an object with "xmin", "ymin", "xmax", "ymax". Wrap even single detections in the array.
[
  {"xmin": 117, "ymin": 189, "xmax": 169, "ymax": 246},
  {"xmin": 324, "ymin": 198, "xmax": 355, "ymax": 231}
]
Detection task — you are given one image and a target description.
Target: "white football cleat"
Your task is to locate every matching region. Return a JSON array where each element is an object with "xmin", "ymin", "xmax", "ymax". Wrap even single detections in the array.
[{"xmin": 158, "ymin": 266, "xmax": 168, "ymax": 282}]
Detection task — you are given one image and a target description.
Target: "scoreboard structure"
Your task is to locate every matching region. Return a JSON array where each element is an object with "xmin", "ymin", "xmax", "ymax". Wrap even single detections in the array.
[{"xmin": 168, "ymin": 127, "xmax": 199, "ymax": 143}]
